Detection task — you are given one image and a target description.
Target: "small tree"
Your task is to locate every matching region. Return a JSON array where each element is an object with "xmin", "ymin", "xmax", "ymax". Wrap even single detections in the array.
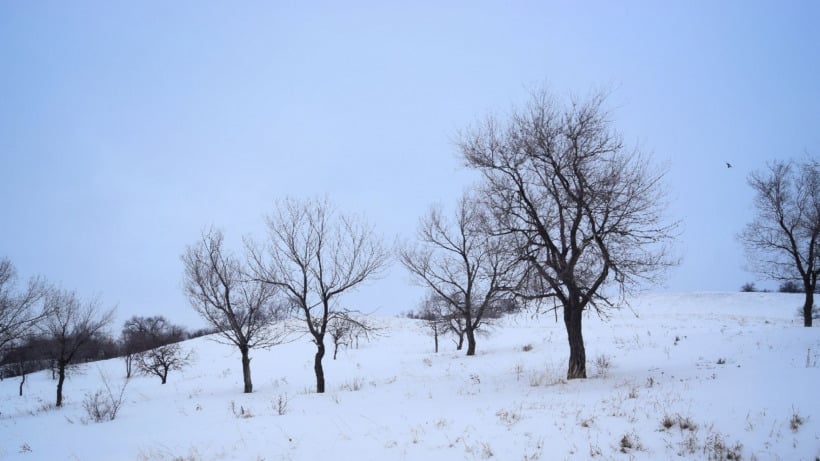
[
  {"xmin": 182, "ymin": 227, "xmax": 288, "ymax": 393},
  {"xmin": 326, "ymin": 314, "xmax": 377, "ymax": 360},
  {"xmin": 135, "ymin": 343, "xmax": 192, "ymax": 384},
  {"xmin": 39, "ymin": 289, "xmax": 114, "ymax": 407},
  {"xmin": 459, "ymin": 88, "xmax": 678, "ymax": 378},
  {"xmin": 121, "ymin": 315, "xmax": 185, "ymax": 378},
  {"xmin": 413, "ymin": 292, "xmax": 451, "ymax": 353},
  {"xmin": 740, "ymin": 158, "xmax": 819, "ymax": 326},
  {"xmin": 248, "ymin": 197, "xmax": 388, "ymax": 393},
  {"xmin": 400, "ymin": 195, "xmax": 519, "ymax": 356}
]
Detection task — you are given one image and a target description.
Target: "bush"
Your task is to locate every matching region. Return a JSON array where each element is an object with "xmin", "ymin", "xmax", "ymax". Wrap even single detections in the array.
[
  {"xmin": 593, "ymin": 354, "xmax": 612, "ymax": 377},
  {"xmin": 779, "ymin": 280, "xmax": 802, "ymax": 293},
  {"xmin": 81, "ymin": 371, "xmax": 128, "ymax": 423},
  {"xmin": 740, "ymin": 282, "xmax": 757, "ymax": 292}
]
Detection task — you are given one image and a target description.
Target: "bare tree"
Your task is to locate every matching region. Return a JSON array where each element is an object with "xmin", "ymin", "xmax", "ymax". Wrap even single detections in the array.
[
  {"xmin": 411, "ymin": 292, "xmax": 452, "ymax": 353},
  {"xmin": 459, "ymin": 89, "xmax": 678, "ymax": 379},
  {"xmin": 740, "ymin": 158, "xmax": 819, "ymax": 326},
  {"xmin": 120, "ymin": 315, "xmax": 186, "ymax": 378},
  {"xmin": 135, "ymin": 343, "xmax": 193, "ymax": 384},
  {"xmin": 327, "ymin": 314, "xmax": 377, "ymax": 360},
  {"xmin": 248, "ymin": 197, "xmax": 388, "ymax": 393},
  {"xmin": 182, "ymin": 227, "xmax": 287, "ymax": 393},
  {"xmin": 0, "ymin": 258, "xmax": 47, "ymax": 358},
  {"xmin": 400, "ymin": 195, "xmax": 518, "ymax": 356},
  {"xmin": 39, "ymin": 289, "xmax": 114, "ymax": 407}
]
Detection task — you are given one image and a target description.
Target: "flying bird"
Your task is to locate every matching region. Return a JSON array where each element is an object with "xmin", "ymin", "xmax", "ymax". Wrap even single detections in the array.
[{"xmin": 726, "ymin": 162, "xmax": 733, "ymax": 168}]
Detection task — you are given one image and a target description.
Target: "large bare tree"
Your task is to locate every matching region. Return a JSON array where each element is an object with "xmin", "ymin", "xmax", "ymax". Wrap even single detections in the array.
[
  {"xmin": 400, "ymin": 194, "xmax": 518, "ymax": 356},
  {"xmin": 0, "ymin": 258, "xmax": 47, "ymax": 358},
  {"xmin": 459, "ymin": 89, "xmax": 678, "ymax": 379},
  {"xmin": 182, "ymin": 228, "xmax": 288, "ymax": 393},
  {"xmin": 39, "ymin": 288, "xmax": 114, "ymax": 407},
  {"xmin": 740, "ymin": 157, "xmax": 819, "ymax": 326},
  {"xmin": 248, "ymin": 197, "xmax": 388, "ymax": 393}
]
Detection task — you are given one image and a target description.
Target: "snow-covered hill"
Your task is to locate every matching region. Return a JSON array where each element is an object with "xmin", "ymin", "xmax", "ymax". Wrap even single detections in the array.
[{"xmin": 1, "ymin": 292, "xmax": 818, "ymax": 460}]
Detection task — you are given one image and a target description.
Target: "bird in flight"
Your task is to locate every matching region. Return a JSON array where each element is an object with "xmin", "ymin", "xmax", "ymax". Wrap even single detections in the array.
[{"xmin": 726, "ymin": 162, "xmax": 733, "ymax": 168}]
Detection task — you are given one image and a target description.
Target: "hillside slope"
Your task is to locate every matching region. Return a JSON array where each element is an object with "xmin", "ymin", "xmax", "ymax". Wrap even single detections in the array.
[{"xmin": 1, "ymin": 292, "xmax": 818, "ymax": 460}]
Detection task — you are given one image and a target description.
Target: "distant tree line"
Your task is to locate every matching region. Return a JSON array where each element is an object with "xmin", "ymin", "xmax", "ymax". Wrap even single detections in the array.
[{"xmin": 741, "ymin": 281, "xmax": 820, "ymax": 294}]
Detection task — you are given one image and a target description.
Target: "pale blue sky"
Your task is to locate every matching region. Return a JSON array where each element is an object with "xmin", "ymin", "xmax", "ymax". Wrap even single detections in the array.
[{"xmin": 1, "ymin": 1, "xmax": 818, "ymax": 328}]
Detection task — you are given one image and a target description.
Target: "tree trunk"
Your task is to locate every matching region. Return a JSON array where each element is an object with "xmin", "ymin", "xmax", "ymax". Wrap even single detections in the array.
[
  {"xmin": 125, "ymin": 354, "xmax": 133, "ymax": 379},
  {"xmin": 56, "ymin": 361, "xmax": 67, "ymax": 407},
  {"xmin": 333, "ymin": 341, "xmax": 339, "ymax": 360},
  {"xmin": 563, "ymin": 304, "xmax": 587, "ymax": 379},
  {"xmin": 455, "ymin": 331, "xmax": 464, "ymax": 351},
  {"xmin": 433, "ymin": 328, "xmax": 439, "ymax": 353},
  {"xmin": 803, "ymin": 290, "xmax": 814, "ymax": 327},
  {"xmin": 18, "ymin": 365, "xmax": 25, "ymax": 397},
  {"xmin": 465, "ymin": 324, "xmax": 477, "ymax": 356},
  {"xmin": 241, "ymin": 347, "xmax": 253, "ymax": 393},
  {"xmin": 314, "ymin": 341, "xmax": 326, "ymax": 393}
]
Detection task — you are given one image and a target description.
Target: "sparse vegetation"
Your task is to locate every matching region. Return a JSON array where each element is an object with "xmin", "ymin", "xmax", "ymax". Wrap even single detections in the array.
[
  {"xmin": 229, "ymin": 400, "xmax": 253, "ymax": 419},
  {"xmin": 81, "ymin": 371, "xmax": 128, "ymax": 423},
  {"xmin": 619, "ymin": 432, "xmax": 642, "ymax": 453},
  {"xmin": 594, "ymin": 354, "xmax": 612, "ymax": 377},
  {"xmin": 273, "ymin": 393, "xmax": 288, "ymax": 416},
  {"xmin": 703, "ymin": 431, "xmax": 743, "ymax": 460},
  {"xmin": 790, "ymin": 409, "xmax": 805, "ymax": 432},
  {"xmin": 340, "ymin": 377, "xmax": 365, "ymax": 392}
]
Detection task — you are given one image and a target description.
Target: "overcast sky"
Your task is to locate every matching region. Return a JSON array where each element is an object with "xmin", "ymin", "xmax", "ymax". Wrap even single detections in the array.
[{"xmin": 1, "ymin": 1, "xmax": 818, "ymax": 329}]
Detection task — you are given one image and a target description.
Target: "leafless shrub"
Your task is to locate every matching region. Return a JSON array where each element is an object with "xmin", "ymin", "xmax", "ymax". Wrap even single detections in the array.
[
  {"xmin": 679, "ymin": 432, "xmax": 699, "ymax": 455},
  {"xmin": 513, "ymin": 362, "xmax": 524, "ymax": 381},
  {"xmin": 522, "ymin": 343, "xmax": 533, "ymax": 352},
  {"xmin": 806, "ymin": 348, "xmax": 818, "ymax": 368},
  {"xmin": 594, "ymin": 354, "xmax": 612, "ymax": 377},
  {"xmin": 619, "ymin": 432, "xmax": 642, "ymax": 453},
  {"xmin": 496, "ymin": 406, "xmax": 523, "ymax": 428},
  {"xmin": 273, "ymin": 393, "xmax": 288, "ymax": 416},
  {"xmin": 703, "ymin": 431, "xmax": 743, "ymax": 460},
  {"xmin": 340, "ymin": 377, "xmax": 365, "ymax": 392},
  {"xmin": 229, "ymin": 400, "xmax": 253, "ymax": 419},
  {"xmin": 678, "ymin": 415, "xmax": 698, "ymax": 432},
  {"xmin": 82, "ymin": 371, "xmax": 128, "ymax": 423},
  {"xmin": 790, "ymin": 408, "xmax": 805, "ymax": 432}
]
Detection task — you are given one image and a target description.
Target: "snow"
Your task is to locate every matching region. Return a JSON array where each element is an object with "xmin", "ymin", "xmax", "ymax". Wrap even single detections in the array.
[{"xmin": 1, "ymin": 292, "xmax": 818, "ymax": 460}]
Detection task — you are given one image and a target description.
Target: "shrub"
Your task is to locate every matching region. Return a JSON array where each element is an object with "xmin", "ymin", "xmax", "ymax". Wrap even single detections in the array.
[
  {"xmin": 274, "ymin": 393, "xmax": 289, "ymax": 416},
  {"xmin": 740, "ymin": 282, "xmax": 757, "ymax": 292},
  {"xmin": 790, "ymin": 409, "xmax": 805, "ymax": 432},
  {"xmin": 81, "ymin": 372, "xmax": 128, "ymax": 423},
  {"xmin": 593, "ymin": 354, "xmax": 612, "ymax": 377}
]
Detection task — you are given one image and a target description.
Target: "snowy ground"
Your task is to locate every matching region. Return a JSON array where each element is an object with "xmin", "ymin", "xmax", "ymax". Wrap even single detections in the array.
[{"xmin": 1, "ymin": 292, "xmax": 818, "ymax": 460}]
